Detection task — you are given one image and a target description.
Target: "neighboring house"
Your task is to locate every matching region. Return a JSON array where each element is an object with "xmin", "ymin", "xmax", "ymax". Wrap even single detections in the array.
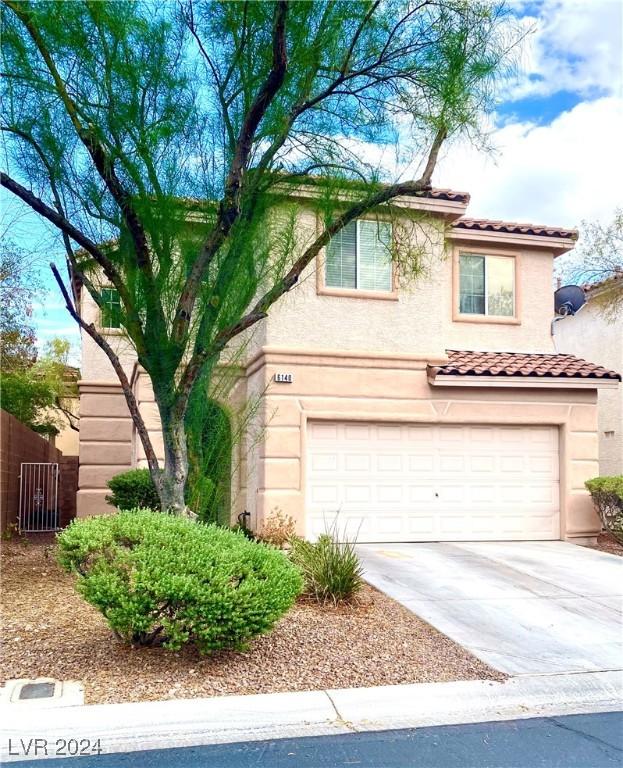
[
  {"xmin": 76, "ymin": 186, "xmax": 621, "ymax": 545},
  {"xmin": 554, "ymin": 275, "xmax": 623, "ymax": 477},
  {"xmin": 42, "ymin": 367, "xmax": 80, "ymax": 457},
  {"xmin": 50, "ymin": 399, "xmax": 80, "ymax": 456}
]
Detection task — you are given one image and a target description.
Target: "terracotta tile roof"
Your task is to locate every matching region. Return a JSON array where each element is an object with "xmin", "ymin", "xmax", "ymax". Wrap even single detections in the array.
[
  {"xmin": 583, "ymin": 269, "xmax": 623, "ymax": 294},
  {"xmin": 423, "ymin": 188, "xmax": 470, "ymax": 204},
  {"xmin": 454, "ymin": 218, "xmax": 578, "ymax": 240},
  {"xmin": 288, "ymin": 174, "xmax": 471, "ymax": 204},
  {"xmin": 430, "ymin": 350, "xmax": 621, "ymax": 380}
]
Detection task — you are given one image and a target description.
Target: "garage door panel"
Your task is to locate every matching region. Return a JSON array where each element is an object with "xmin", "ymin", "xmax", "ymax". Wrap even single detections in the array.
[
  {"xmin": 409, "ymin": 515, "xmax": 436, "ymax": 533},
  {"xmin": 344, "ymin": 423, "xmax": 370, "ymax": 441},
  {"xmin": 311, "ymin": 453, "xmax": 338, "ymax": 472},
  {"xmin": 378, "ymin": 425, "xmax": 402, "ymax": 440},
  {"xmin": 377, "ymin": 485, "xmax": 403, "ymax": 503},
  {"xmin": 377, "ymin": 454, "xmax": 403, "ymax": 472},
  {"xmin": 306, "ymin": 421, "xmax": 560, "ymax": 543},
  {"xmin": 409, "ymin": 485, "xmax": 435, "ymax": 503},
  {"xmin": 344, "ymin": 485, "xmax": 370, "ymax": 503},
  {"xmin": 408, "ymin": 454, "xmax": 434, "ymax": 472},
  {"xmin": 344, "ymin": 453, "xmax": 370, "ymax": 472},
  {"xmin": 311, "ymin": 422, "xmax": 338, "ymax": 440},
  {"xmin": 469, "ymin": 426, "xmax": 495, "ymax": 443}
]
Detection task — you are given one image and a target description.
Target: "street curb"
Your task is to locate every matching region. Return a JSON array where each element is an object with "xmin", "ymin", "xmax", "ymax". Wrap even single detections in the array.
[{"xmin": 2, "ymin": 670, "xmax": 622, "ymax": 762}]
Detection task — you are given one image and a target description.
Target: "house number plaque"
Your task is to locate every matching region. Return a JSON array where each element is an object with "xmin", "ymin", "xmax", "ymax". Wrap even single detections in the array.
[{"xmin": 274, "ymin": 372, "xmax": 293, "ymax": 383}]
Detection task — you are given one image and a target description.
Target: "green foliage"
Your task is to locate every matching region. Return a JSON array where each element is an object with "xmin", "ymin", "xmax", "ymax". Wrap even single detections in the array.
[
  {"xmin": 586, "ymin": 476, "xmax": 623, "ymax": 543},
  {"xmin": 56, "ymin": 510, "xmax": 302, "ymax": 652},
  {"xmin": 290, "ymin": 529, "xmax": 364, "ymax": 605},
  {"xmin": 230, "ymin": 522, "xmax": 255, "ymax": 541},
  {"xmin": 106, "ymin": 469, "xmax": 161, "ymax": 511},
  {"xmin": 0, "ymin": 241, "xmax": 40, "ymax": 374},
  {"xmin": 185, "ymin": 395, "xmax": 232, "ymax": 525},
  {"xmin": 1, "ymin": 335, "xmax": 78, "ymax": 435}
]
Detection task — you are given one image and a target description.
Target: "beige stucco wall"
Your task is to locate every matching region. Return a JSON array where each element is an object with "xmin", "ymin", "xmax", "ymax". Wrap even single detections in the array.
[
  {"xmin": 79, "ymin": 204, "xmax": 559, "ymax": 385},
  {"xmin": 77, "ymin": 381, "xmax": 133, "ymax": 516},
  {"xmin": 43, "ymin": 397, "xmax": 79, "ymax": 456},
  {"xmin": 554, "ymin": 303, "xmax": 623, "ymax": 476},
  {"xmin": 263, "ymin": 208, "xmax": 557, "ymax": 356},
  {"xmin": 244, "ymin": 348, "xmax": 601, "ymax": 543},
  {"xmin": 54, "ymin": 416, "xmax": 79, "ymax": 456}
]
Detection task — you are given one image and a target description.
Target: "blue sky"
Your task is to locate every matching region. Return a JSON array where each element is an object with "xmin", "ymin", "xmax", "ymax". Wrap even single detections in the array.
[{"xmin": 3, "ymin": 0, "xmax": 622, "ymax": 368}]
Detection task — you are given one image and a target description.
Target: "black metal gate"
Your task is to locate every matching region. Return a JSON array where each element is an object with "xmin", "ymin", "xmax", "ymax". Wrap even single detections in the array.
[{"xmin": 18, "ymin": 462, "xmax": 60, "ymax": 532}]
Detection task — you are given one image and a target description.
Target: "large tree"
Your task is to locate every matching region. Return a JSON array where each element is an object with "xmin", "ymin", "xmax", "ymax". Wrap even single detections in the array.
[
  {"xmin": 557, "ymin": 209, "xmax": 623, "ymax": 321},
  {"xmin": 1, "ymin": 0, "xmax": 519, "ymax": 514},
  {"xmin": 1, "ymin": 241, "xmax": 39, "ymax": 373}
]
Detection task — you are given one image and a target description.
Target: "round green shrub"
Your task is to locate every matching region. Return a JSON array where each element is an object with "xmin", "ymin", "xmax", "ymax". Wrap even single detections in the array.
[
  {"xmin": 106, "ymin": 469, "xmax": 160, "ymax": 511},
  {"xmin": 56, "ymin": 510, "xmax": 303, "ymax": 653},
  {"xmin": 586, "ymin": 475, "xmax": 623, "ymax": 543}
]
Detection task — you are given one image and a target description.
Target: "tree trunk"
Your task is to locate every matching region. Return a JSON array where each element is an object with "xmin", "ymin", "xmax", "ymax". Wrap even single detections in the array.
[{"xmin": 156, "ymin": 406, "xmax": 191, "ymax": 516}]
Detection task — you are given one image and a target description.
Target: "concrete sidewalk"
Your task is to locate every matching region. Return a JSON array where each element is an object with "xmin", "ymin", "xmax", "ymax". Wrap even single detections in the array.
[{"xmin": 2, "ymin": 671, "xmax": 622, "ymax": 762}]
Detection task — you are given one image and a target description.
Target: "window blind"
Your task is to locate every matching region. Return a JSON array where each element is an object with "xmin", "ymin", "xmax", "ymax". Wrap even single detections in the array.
[
  {"xmin": 325, "ymin": 219, "xmax": 392, "ymax": 291},
  {"xmin": 358, "ymin": 220, "xmax": 392, "ymax": 291},
  {"xmin": 325, "ymin": 220, "xmax": 357, "ymax": 288}
]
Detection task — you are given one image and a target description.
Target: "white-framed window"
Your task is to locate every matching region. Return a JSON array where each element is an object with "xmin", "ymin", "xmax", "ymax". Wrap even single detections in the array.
[
  {"xmin": 101, "ymin": 287, "xmax": 122, "ymax": 328},
  {"xmin": 458, "ymin": 253, "xmax": 515, "ymax": 317},
  {"xmin": 325, "ymin": 220, "xmax": 392, "ymax": 292}
]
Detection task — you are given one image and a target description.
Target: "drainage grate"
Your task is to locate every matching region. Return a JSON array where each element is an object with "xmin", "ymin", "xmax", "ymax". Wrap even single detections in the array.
[
  {"xmin": 1, "ymin": 678, "xmax": 84, "ymax": 707},
  {"xmin": 18, "ymin": 682, "xmax": 56, "ymax": 700}
]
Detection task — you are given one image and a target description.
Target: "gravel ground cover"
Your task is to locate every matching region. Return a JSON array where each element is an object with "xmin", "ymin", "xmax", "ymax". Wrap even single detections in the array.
[
  {"xmin": 1, "ymin": 535, "xmax": 502, "ymax": 704},
  {"xmin": 588, "ymin": 531, "xmax": 623, "ymax": 557}
]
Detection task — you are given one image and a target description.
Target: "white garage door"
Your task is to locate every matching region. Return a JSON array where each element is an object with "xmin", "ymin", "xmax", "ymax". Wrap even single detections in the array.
[{"xmin": 306, "ymin": 421, "xmax": 560, "ymax": 542}]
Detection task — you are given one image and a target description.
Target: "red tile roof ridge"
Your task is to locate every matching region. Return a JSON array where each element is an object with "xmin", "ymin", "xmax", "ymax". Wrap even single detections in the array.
[
  {"xmin": 431, "ymin": 350, "xmax": 620, "ymax": 381},
  {"xmin": 454, "ymin": 217, "xmax": 578, "ymax": 240}
]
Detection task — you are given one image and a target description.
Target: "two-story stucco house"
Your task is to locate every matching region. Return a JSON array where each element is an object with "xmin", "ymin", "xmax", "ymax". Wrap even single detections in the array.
[
  {"xmin": 77, "ymin": 186, "xmax": 621, "ymax": 545},
  {"xmin": 554, "ymin": 274, "xmax": 623, "ymax": 477}
]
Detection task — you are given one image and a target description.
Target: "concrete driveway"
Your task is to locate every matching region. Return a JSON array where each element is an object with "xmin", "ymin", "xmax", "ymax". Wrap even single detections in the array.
[{"xmin": 357, "ymin": 541, "xmax": 623, "ymax": 675}]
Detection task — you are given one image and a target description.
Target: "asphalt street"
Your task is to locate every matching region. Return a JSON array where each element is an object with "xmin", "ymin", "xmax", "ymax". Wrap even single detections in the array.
[{"xmin": 11, "ymin": 711, "xmax": 623, "ymax": 768}]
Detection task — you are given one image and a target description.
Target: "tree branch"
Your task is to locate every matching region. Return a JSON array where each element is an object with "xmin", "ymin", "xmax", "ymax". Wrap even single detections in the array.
[
  {"xmin": 1, "ymin": 171, "xmax": 148, "ymax": 355},
  {"xmin": 171, "ymin": 0, "xmax": 289, "ymax": 346},
  {"xmin": 175, "ymin": 126, "xmax": 448, "ymax": 405},
  {"xmin": 50, "ymin": 262, "xmax": 160, "ymax": 477},
  {"xmin": 2, "ymin": 171, "xmax": 109, "ymax": 272},
  {"xmin": 54, "ymin": 397, "xmax": 80, "ymax": 432},
  {"xmin": 4, "ymin": 1, "xmax": 154, "ymax": 275}
]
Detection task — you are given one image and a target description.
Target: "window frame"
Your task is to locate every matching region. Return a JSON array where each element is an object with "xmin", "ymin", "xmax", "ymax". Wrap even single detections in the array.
[
  {"xmin": 453, "ymin": 247, "xmax": 521, "ymax": 325},
  {"xmin": 318, "ymin": 217, "xmax": 398, "ymax": 301},
  {"xmin": 99, "ymin": 287, "xmax": 123, "ymax": 332}
]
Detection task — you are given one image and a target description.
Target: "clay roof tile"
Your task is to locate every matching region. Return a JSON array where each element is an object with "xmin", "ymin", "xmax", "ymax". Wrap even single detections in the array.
[
  {"xmin": 431, "ymin": 351, "xmax": 620, "ymax": 381},
  {"xmin": 454, "ymin": 218, "xmax": 578, "ymax": 240}
]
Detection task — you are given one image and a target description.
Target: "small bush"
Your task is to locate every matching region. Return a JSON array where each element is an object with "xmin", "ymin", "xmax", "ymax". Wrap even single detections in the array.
[
  {"xmin": 290, "ymin": 527, "xmax": 363, "ymax": 605},
  {"xmin": 106, "ymin": 469, "xmax": 160, "ymax": 512},
  {"xmin": 586, "ymin": 475, "xmax": 623, "ymax": 543},
  {"xmin": 56, "ymin": 510, "xmax": 302, "ymax": 653},
  {"xmin": 257, "ymin": 508, "xmax": 297, "ymax": 548}
]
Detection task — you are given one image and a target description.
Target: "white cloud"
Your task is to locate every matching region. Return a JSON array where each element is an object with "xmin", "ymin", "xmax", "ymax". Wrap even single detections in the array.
[
  {"xmin": 507, "ymin": 0, "xmax": 622, "ymax": 100},
  {"xmin": 434, "ymin": 96, "xmax": 623, "ymax": 229}
]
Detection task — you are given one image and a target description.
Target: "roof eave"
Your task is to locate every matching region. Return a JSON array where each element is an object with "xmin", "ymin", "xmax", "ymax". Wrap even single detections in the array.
[
  {"xmin": 449, "ymin": 228, "xmax": 577, "ymax": 255},
  {"xmin": 274, "ymin": 182, "xmax": 470, "ymax": 220},
  {"xmin": 428, "ymin": 373, "xmax": 620, "ymax": 389}
]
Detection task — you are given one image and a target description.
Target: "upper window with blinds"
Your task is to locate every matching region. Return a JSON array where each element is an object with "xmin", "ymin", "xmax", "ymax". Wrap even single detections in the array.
[{"xmin": 325, "ymin": 220, "xmax": 393, "ymax": 292}]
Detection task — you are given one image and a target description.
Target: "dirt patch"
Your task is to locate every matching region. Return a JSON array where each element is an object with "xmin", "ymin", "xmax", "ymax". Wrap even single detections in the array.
[
  {"xmin": 588, "ymin": 531, "xmax": 623, "ymax": 557},
  {"xmin": 1, "ymin": 535, "xmax": 503, "ymax": 705}
]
